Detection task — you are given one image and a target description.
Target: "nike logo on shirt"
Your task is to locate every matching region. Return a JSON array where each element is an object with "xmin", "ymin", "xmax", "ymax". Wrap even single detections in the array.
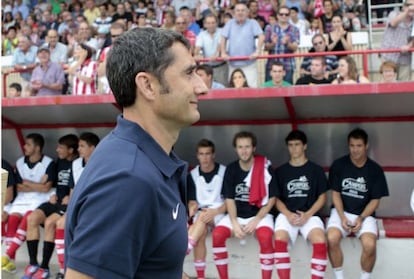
[{"xmin": 172, "ymin": 203, "xmax": 180, "ymax": 220}]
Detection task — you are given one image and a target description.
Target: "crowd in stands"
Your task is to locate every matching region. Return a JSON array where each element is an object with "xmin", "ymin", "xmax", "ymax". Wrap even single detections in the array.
[{"xmin": 1, "ymin": 0, "xmax": 414, "ymax": 97}]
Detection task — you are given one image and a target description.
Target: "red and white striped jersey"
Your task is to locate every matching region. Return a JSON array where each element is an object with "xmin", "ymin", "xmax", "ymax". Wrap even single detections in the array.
[{"xmin": 72, "ymin": 59, "xmax": 97, "ymax": 95}]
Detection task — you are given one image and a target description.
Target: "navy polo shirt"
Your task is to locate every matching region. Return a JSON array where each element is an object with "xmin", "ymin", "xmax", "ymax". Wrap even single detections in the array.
[{"xmin": 65, "ymin": 115, "xmax": 188, "ymax": 279}]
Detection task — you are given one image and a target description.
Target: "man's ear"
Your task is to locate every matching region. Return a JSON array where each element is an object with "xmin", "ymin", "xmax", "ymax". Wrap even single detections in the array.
[{"xmin": 135, "ymin": 72, "xmax": 156, "ymax": 101}]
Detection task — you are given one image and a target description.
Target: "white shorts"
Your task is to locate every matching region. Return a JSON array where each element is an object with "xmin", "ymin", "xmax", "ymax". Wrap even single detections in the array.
[
  {"xmin": 274, "ymin": 213, "xmax": 325, "ymax": 244},
  {"xmin": 3, "ymin": 203, "xmax": 12, "ymax": 214},
  {"xmin": 326, "ymin": 208, "xmax": 378, "ymax": 238},
  {"xmin": 8, "ymin": 191, "xmax": 53, "ymax": 216},
  {"xmin": 216, "ymin": 214, "xmax": 274, "ymax": 231}
]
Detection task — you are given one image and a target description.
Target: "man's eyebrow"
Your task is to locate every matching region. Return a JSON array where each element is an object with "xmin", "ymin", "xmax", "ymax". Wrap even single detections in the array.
[{"xmin": 183, "ymin": 64, "xmax": 197, "ymax": 73}]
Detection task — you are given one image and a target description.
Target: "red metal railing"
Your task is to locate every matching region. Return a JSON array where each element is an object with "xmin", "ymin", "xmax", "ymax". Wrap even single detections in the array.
[{"xmin": 2, "ymin": 48, "xmax": 413, "ymax": 97}]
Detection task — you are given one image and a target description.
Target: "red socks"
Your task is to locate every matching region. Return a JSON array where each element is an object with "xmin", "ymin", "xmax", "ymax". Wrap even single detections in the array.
[
  {"xmin": 212, "ymin": 226, "xmax": 231, "ymax": 279},
  {"xmin": 6, "ymin": 212, "xmax": 30, "ymax": 260},
  {"xmin": 256, "ymin": 227, "xmax": 274, "ymax": 279},
  {"xmin": 194, "ymin": 259, "xmax": 206, "ymax": 279},
  {"xmin": 55, "ymin": 228, "xmax": 65, "ymax": 272},
  {"xmin": 311, "ymin": 242, "xmax": 327, "ymax": 279},
  {"xmin": 274, "ymin": 240, "xmax": 290, "ymax": 279}
]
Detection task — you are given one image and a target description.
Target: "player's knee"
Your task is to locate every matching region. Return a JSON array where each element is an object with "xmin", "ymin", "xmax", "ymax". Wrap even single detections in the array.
[
  {"xmin": 2, "ymin": 211, "xmax": 8, "ymax": 222},
  {"xmin": 256, "ymin": 227, "xmax": 273, "ymax": 242},
  {"xmin": 327, "ymin": 228, "xmax": 342, "ymax": 246},
  {"xmin": 309, "ymin": 228, "xmax": 326, "ymax": 243},
  {"xmin": 212, "ymin": 226, "xmax": 230, "ymax": 247},
  {"xmin": 256, "ymin": 227, "xmax": 274, "ymax": 252},
  {"xmin": 44, "ymin": 218, "xmax": 56, "ymax": 230},
  {"xmin": 361, "ymin": 235, "xmax": 376, "ymax": 254},
  {"xmin": 27, "ymin": 212, "xmax": 41, "ymax": 227},
  {"xmin": 56, "ymin": 217, "xmax": 65, "ymax": 229}
]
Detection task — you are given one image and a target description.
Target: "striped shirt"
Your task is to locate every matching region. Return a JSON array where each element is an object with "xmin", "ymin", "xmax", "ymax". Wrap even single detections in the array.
[{"xmin": 72, "ymin": 59, "xmax": 97, "ymax": 95}]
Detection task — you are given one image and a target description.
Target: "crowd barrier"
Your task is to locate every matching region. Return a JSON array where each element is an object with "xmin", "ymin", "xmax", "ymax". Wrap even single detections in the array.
[{"xmin": 2, "ymin": 38, "xmax": 414, "ymax": 97}]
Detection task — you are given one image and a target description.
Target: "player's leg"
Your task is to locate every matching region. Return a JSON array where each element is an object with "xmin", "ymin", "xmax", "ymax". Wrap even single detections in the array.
[
  {"xmin": 2, "ymin": 211, "xmax": 9, "ymax": 244},
  {"xmin": 255, "ymin": 214, "xmax": 274, "ymax": 279},
  {"xmin": 187, "ymin": 213, "xmax": 207, "ymax": 255},
  {"xmin": 3, "ymin": 210, "xmax": 33, "ymax": 274},
  {"xmin": 55, "ymin": 214, "xmax": 66, "ymax": 278},
  {"xmin": 32, "ymin": 212, "xmax": 62, "ymax": 279},
  {"xmin": 304, "ymin": 218, "xmax": 327, "ymax": 279},
  {"xmin": 357, "ymin": 216, "xmax": 378, "ymax": 279},
  {"xmin": 24, "ymin": 207, "xmax": 47, "ymax": 278},
  {"xmin": 212, "ymin": 215, "xmax": 232, "ymax": 279},
  {"xmin": 327, "ymin": 208, "xmax": 348, "ymax": 279},
  {"xmin": 274, "ymin": 214, "xmax": 294, "ymax": 279},
  {"xmin": 2, "ymin": 212, "xmax": 23, "ymax": 273},
  {"xmin": 359, "ymin": 233, "xmax": 376, "ymax": 279},
  {"xmin": 193, "ymin": 226, "xmax": 208, "ymax": 279}
]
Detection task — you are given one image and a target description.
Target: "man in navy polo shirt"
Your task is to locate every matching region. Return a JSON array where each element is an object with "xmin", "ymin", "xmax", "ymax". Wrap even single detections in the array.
[{"xmin": 65, "ymin": 28, "xmax": 208, "ymax": 279}]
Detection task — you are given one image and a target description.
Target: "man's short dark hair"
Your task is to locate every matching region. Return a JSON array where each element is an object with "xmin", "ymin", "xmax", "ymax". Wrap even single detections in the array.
[
  {"xmin": 312, "ymin": 56, "xmax": 326, "ymax": 66},
  {"xmin": 285, "ymin": 130, "xmax": 307, "ymax": 145},
  {"xmin": 196, "ymin": 64, "xmax": 213, "ymax": 76},
  {"xmin": 197, "ymin": 138, "xmax": 215, "ymax": 153},
  {"xmin": 179, "ymin": 6, "xmax": 191, "ymax": 12},
  {"xmin": 59, "ymin": 134, "xmax": 79, "ymax": 156},
  {"xmin": 270, "ymin": 60, "xmax": 285, "ymax": 70},
  {"xmin": 290, "ymin": 6, "xmax": 299, "ymax": 13},
  {"xmin": 107, "ymin": 28, "xmax": 191, "ymax": 108},
  {"xmin": 79, "ymin": 132, "xmax": 100, "ymax": 147},
  {"xmin": 26, "ymin": 133, "xmax": 45, "ymax": 151},
  {"xmin": 9, "ymin": 83, "xmax": 22, "ymax": 92},
  {"xmin": 232, "ymin": 131, "xmax": 257, "ymax": 148},
  {"xmin": 348, "ymin": 128, "xmax": 368, "ymax": 145},
  {"xmin": 203, "ymin": 13, "xmax": 218, "ymax": 23}
]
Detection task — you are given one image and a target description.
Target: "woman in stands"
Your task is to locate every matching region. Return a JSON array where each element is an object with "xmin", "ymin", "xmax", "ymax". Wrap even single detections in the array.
[
  {"xmin": 67, "ymin": 43, "xmax": 97, "ymax": 95},
  {"xmin": 229, "ymin": 68, "xmax": 249, "ymax": 88},
  {"xmin": 332, "ymin": 56, "xmax": 369, "ymax": 84},
  {"xmin": 327, "ymin": 14, "xmax": 353, "ymax": 58},
  {"xmin": 379, "ymin": 60, "xmax": 398, "ymax": 83}
]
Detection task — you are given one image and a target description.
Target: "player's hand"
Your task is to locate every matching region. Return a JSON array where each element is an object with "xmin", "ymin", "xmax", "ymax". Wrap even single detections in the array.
[
  {"xmin": 61, "ymin": 196, "xmax": 70, "ymax": 205},
  {"xmin": 341, "ymin": 217, "xmax": 354, "ymax": 232},
  {"xmin": 49, "ymin": 194, "xmax": 57, "ymax": 204},
  {"xmin": 287, "ymin": 211, "xmax": 300, "ymax": 226},
  {"xmin": 295, "ymin": 210, "xmax": 310, "ymax": 226},
  {"xmin": 234, "ymin": 223, "xmax": 246, "ymax": 239},
  {"xmin": 244, "ymin": 217, "xmax": 259, "ymax": 234},
  {"xmin": 351, "ymin": 216, "xmax": 363, "ymax": 233},
  {"xmin": 40, "ymin": 174, "xmax": 48, "ymax": 184},
  {"xmin": 199, "ymin": 208, "xmax": 215, "ymax": 224}
]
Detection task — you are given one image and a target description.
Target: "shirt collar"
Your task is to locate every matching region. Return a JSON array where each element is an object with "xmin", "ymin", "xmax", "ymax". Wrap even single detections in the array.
[{"xmin": 113, "ymin": 115, "xmax": 187, "ymax": 179}]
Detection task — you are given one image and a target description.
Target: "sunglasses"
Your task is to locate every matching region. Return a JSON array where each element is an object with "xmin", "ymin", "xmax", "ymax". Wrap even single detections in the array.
[{"xmin": 278, "ymin": 13, "xmax": 289, "ymax": 16}]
